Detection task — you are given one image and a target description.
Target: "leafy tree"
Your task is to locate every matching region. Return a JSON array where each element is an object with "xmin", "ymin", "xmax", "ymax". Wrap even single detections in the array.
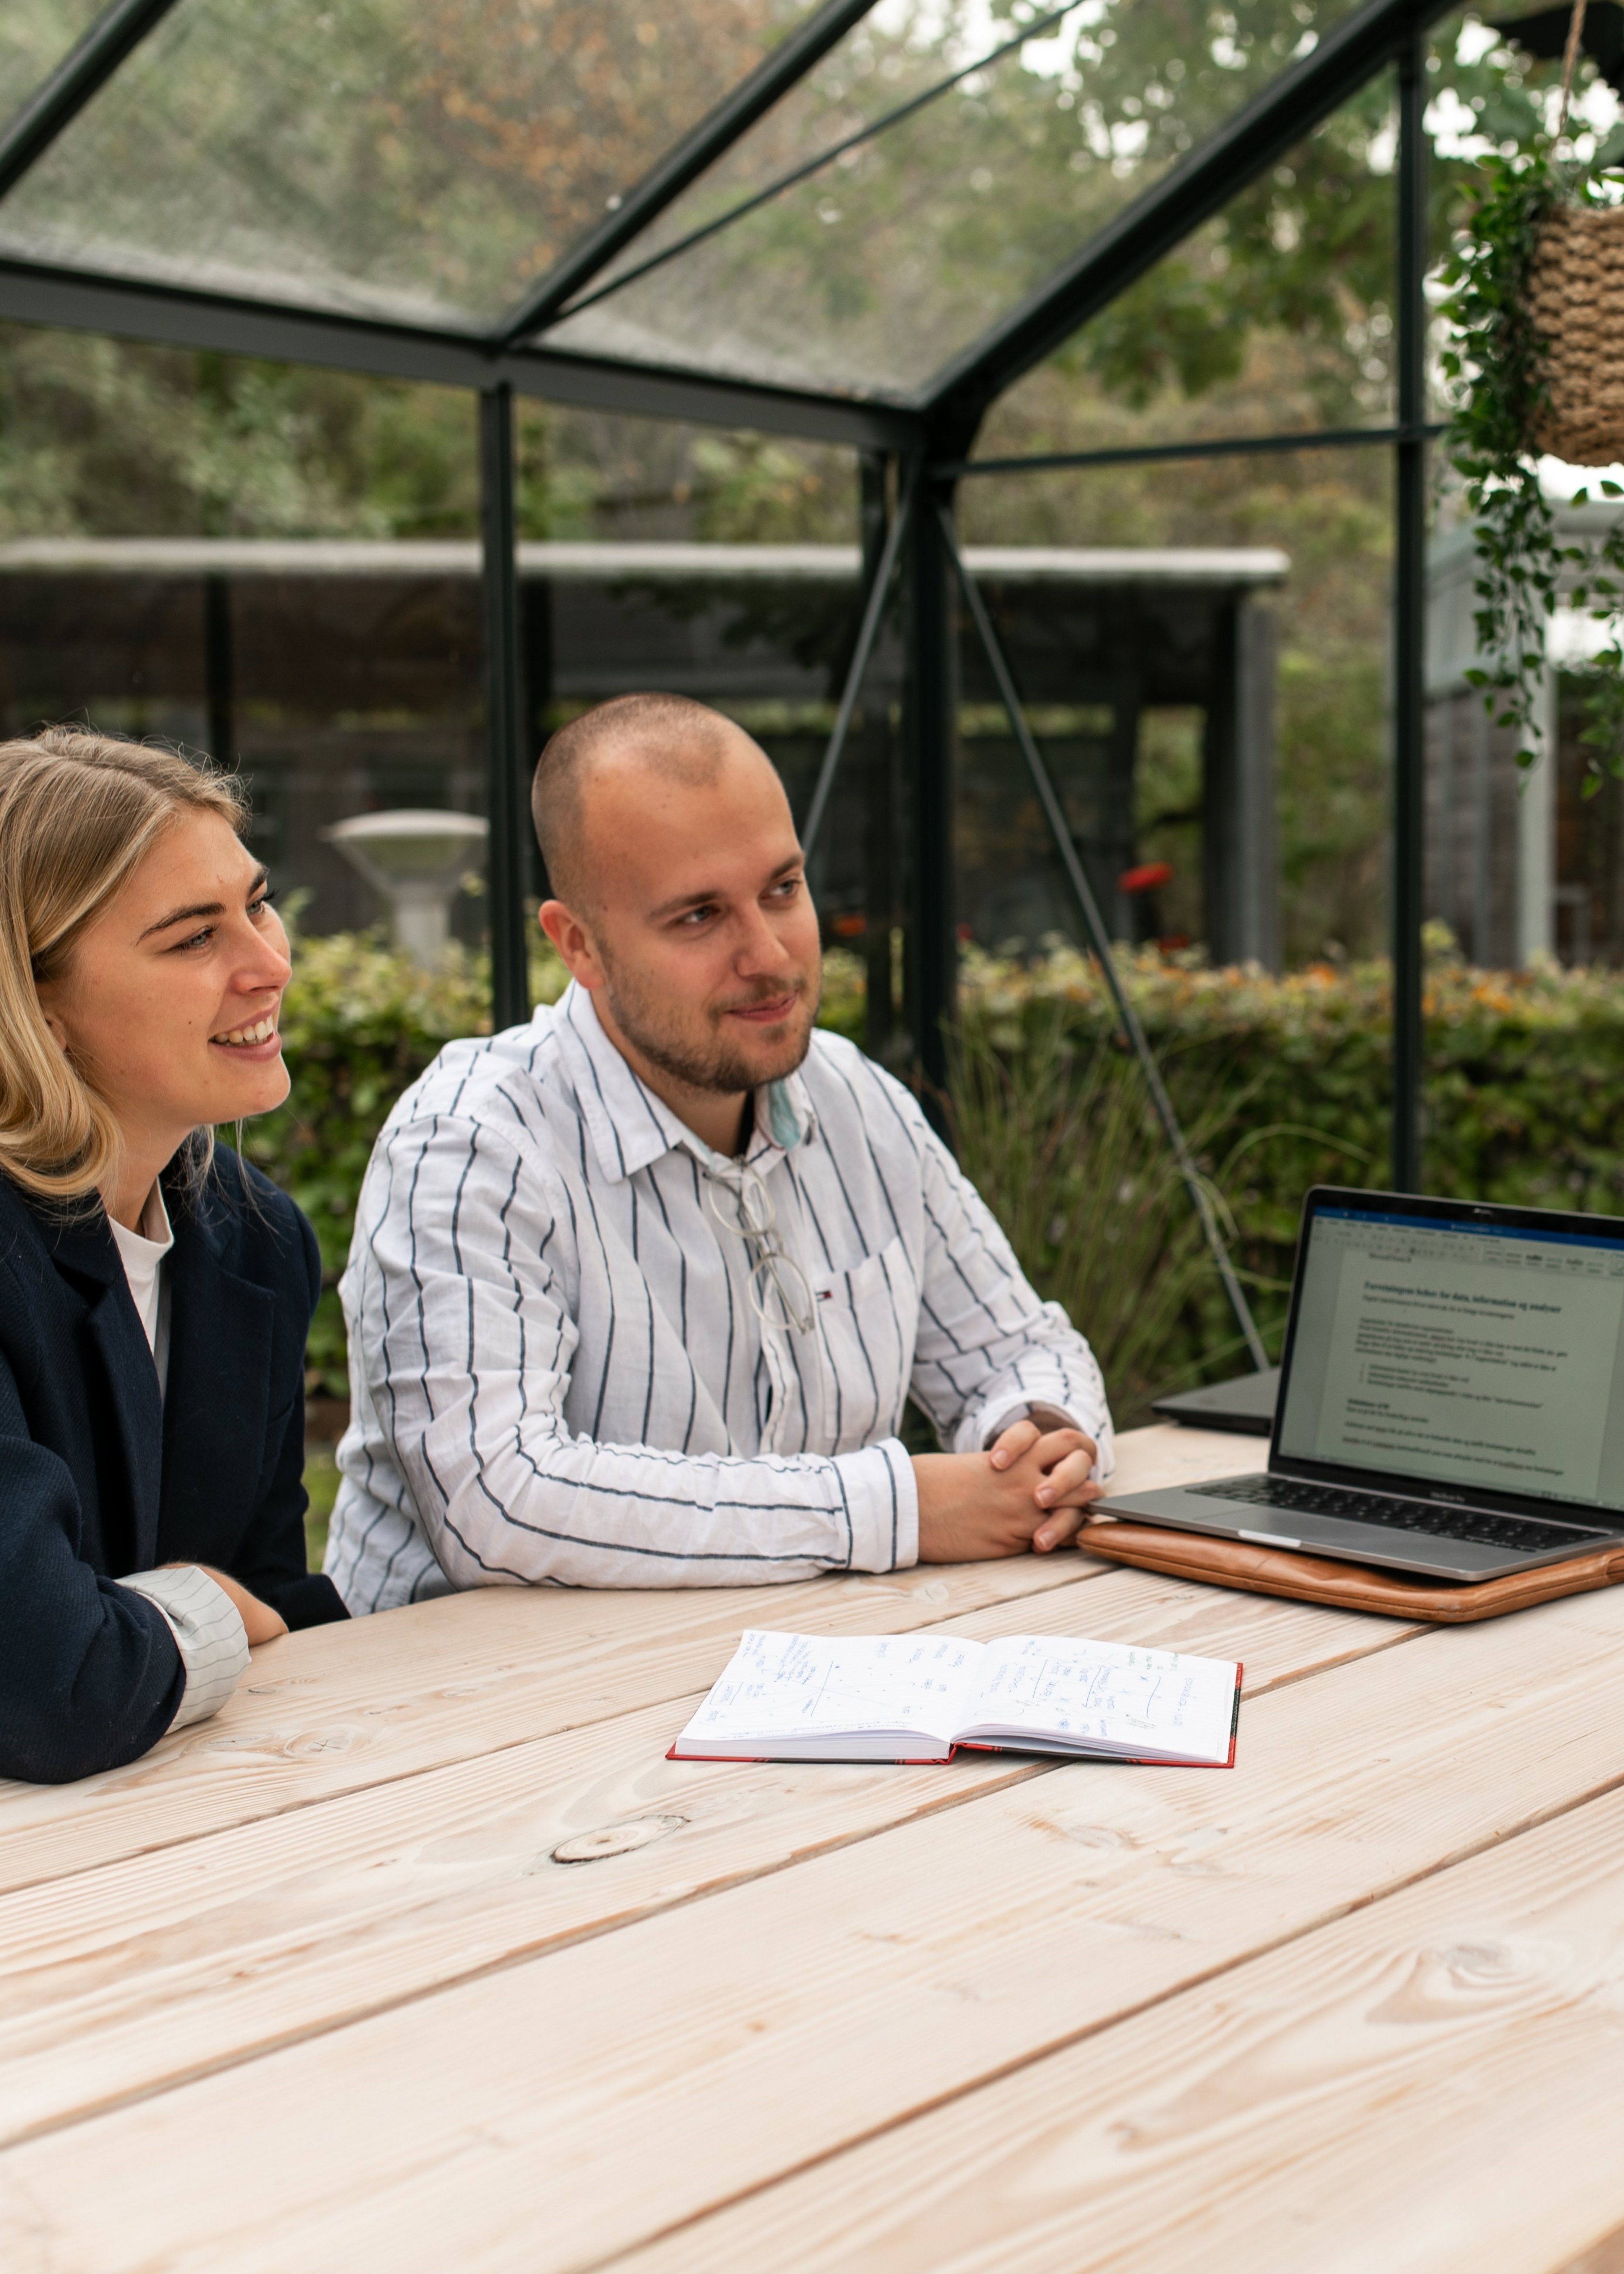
[{"xmin": 0, "ymin": 328, "xmax": 479, "ymax": 537}]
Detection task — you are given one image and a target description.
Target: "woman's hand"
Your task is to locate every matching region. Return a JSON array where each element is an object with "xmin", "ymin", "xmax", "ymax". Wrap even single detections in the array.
[{"xmin": 166, "ymin": 1564, "xmax": 288, "ymax": 1645}]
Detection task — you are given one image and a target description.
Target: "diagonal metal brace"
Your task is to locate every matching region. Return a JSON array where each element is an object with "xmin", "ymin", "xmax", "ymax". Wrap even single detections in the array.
[
  {"xmin": 800, "ymin": 458, "xmax": 918, "ymax": 866},
  {"xmin": 0, "ymin": 0, "xmax": 184, "ymax": 202},
  {"xmin": 936, "ymin": 499, "xmax": 1270, "ymax": 1372}
]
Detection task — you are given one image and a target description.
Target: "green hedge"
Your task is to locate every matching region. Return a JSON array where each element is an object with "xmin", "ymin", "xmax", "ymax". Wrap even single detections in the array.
[{"xmin": 244, "ymin": 930, "xmax": 1624, "ymax": 1405}]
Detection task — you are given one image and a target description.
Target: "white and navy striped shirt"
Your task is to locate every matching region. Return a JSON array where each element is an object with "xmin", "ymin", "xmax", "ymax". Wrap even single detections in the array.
[
  {"xmin": 117, "ymin": 1564, "xmax": 250, "ymax": 1728},
  {"xmin": 326, "ymin": 982, "xmax": 1113, "ymax": 1612}
]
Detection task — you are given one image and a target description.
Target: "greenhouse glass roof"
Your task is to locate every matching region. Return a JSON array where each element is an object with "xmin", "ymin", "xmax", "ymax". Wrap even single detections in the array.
[{"xmin": 0, "ymin": 0, "xmax": 1452, "ymax": 450}]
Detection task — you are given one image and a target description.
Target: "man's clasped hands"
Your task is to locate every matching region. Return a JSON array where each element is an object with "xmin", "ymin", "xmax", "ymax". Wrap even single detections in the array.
[{"xmin": 914, "ymin": 1409, "xmax": 1105, "ymax": 1564}]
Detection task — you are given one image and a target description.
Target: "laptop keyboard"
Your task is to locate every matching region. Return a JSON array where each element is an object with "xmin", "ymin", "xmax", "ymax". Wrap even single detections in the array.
[{"xmin": 1203, "ymin": 1475, "xmax": 1611, "ymax": 1556}]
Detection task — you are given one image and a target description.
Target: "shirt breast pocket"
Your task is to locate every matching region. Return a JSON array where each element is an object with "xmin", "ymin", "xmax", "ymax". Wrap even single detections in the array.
[{"xmin": 811, "ymin": 1235, "xmax": 917, "ymax": 1456}]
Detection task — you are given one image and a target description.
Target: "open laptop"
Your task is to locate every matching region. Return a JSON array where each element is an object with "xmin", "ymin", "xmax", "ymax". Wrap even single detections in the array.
[{"xmin": 1098, "ymin": 1186, "xmax": 1624, "ymax": 1582}]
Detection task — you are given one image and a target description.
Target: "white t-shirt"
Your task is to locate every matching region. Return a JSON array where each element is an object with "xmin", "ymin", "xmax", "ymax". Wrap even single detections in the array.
[{"xmin": 108, "ymin": 1183, "xmax": 174, "ymax": 1390}]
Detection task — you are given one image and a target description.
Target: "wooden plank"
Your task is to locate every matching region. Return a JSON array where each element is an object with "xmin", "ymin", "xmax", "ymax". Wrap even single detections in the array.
[
  {"xmin": 607, "ymin": 1784, "xmax": 1624, "ymax": 2274},
  {"xmin": 1100, "ymin": 1422, "xmax": 1268, "ymax": 1497},
  {"xmin": 1546, "ymin": 2237, "xmax": 1619, "ymax": 2274},
  {"xmin": 1561, "ymin": 2229, "xmax": 1624, "ymax": 2274},
  {"xmin": 0, "ymin": 1564, "xmax": 1390, "ymax": 2145},
  {"xmin": 2, "ymin": 1581, "xmax": 1620, "ymax": 2274},
  {"xmin": 0, "ymin": 1423, "xmax": 1261, "ymax": 1894}
]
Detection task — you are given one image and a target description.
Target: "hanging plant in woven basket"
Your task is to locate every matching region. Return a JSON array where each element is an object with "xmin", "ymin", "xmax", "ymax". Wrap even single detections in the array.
[
  {"xmin": 1442, "ymin": 0, "xmax": 1624, "ymax": 790},
  {"xmin": 1527, "ymin": 195, "xmax": 1624, "ymax": 462}
]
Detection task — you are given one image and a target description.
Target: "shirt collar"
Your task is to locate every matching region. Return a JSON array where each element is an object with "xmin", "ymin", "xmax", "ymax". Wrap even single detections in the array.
[
  {"xmin": 108, "ymin": 1182, "xmax": 175, "ymax": 1267},
  {"xmin": 553, "ymin": 980, "xmax": 817, "ymax": 1183}
]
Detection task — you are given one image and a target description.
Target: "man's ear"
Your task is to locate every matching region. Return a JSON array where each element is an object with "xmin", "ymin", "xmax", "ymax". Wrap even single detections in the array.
[{"xmin": 539, "ymin": 899, "xmax": 608, "ymax": 990}]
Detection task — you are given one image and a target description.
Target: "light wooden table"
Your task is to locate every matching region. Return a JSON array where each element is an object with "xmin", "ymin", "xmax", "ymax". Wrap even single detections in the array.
[{"xmin": 3, "ymin": 1422, "xmax": 1624, "ymax": 2274}]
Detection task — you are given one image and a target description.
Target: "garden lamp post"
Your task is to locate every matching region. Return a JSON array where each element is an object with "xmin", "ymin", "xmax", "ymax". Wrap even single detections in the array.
[{"xmin": 324, "ymin": 809, "xmax": 490, "ymax": 966}]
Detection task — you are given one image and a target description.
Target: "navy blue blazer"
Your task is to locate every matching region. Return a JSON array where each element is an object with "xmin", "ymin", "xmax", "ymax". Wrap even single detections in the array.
[{"xmin": 0, "ymin": 1146, "xmax": 346, "ymax": 1785}]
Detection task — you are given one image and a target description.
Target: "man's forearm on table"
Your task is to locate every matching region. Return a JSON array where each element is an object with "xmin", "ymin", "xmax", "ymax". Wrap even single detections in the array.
[{"xmin": 397, "ymin": 1426, "xmax": 922, "ymax": 1587}]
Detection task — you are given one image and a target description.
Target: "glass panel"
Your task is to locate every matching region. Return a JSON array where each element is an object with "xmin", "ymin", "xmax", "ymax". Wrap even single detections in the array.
[
  {"xmin": 0, "ymin": 0, "xmax": 820, "ymax": 329},
  {"xmin": 539, "ymin": 0, "xmax": 1374, "ymax": 400},
  {"xmin": 0, "ymin": 0, "xmax": 114, "ymax": 140},
  {"xmin": 558, "ymin": 4, "xmax": 971, "ymax": 302},
  {"xmin": 975, "ymin": 84, "xmax": 1411, "ymax": 455}
]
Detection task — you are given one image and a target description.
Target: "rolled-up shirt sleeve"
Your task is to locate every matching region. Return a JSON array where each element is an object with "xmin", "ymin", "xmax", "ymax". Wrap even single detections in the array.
[
  {"xmin": 907, "ymin": 1120, "xmax": 1115, "ymax": 1481},
  {"xmin": 116, "ymin": 1566, "xmax": 250, "ymax": 1730},
  {"xmin": 357, "ymin": 1119, "xmax": 917, "ymax": 1588}
]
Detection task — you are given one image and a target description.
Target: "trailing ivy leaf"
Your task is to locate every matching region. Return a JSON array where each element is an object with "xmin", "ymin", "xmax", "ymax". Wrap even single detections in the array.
[{"xmin": 1443, "ymin": 144, "xmax": 1624, "ymax": 794}]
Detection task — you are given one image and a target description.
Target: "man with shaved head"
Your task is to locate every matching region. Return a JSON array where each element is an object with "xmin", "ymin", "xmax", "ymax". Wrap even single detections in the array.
[{"xmin": 327, "ymin": 693, "xmax": 1113, "ymax": 1610}]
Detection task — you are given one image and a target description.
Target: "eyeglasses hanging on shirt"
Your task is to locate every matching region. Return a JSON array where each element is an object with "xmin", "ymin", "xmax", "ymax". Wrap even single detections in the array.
[{"xmin": 704, "ymin": 1163, "xmax": 817, "ymax": 1338}]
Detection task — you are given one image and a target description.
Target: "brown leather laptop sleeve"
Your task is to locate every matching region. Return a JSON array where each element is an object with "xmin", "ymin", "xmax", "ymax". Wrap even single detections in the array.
[{"xmin": 1078, "ymin": 1517, "xmax": 1624, "ymax": 1622}]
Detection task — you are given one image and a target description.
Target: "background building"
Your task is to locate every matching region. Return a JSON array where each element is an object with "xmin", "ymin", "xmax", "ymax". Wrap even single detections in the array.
[
  {"xmin": 1428, "ymin": 500, "xmax": 1624, "ymax": 967},
  {"xmin": 0, "ymin": 536, "xmax": 1286, "ymax": 1012}
]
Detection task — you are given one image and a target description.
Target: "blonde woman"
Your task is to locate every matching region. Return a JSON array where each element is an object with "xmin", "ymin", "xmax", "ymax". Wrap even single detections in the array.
[{"xmin": 0, "ymin": 729, "xmax": 345, "ymax": 1784}]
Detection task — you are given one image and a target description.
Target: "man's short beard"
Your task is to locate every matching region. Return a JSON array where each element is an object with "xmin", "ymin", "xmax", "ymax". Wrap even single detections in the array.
[{"xmin": 603, "ymin": 961, "xmax": 820, "ymax": 1096}]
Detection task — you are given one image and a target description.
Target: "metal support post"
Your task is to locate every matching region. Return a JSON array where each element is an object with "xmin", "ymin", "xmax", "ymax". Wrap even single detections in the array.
[
  {"xmin": 1203, "ymin": 596, "xmax": 1282, "ymax": 970},
  {"xmin": 800, "ymin": 458, "xmax": 918, "ymax": 865},
  {"xmin": 1392, "ymin": 33, "xmax": 1429, "ymax": 1191},
  {"xmin": 203, "ymin": 574, "xmax": 233, "ymax": 767},
  {"xmin": 904, "ymin": 473, "xmax": 958, "ymax": 1111},
  {"xmin": 480, "ymin": 382, "xmax": 530, "ymax": 1030},
  {"xmin": 857, "ymin": 457, "xmax": 899, "ymax": 1060},
  {"xmin": 938, "ymin": 503, "xmax": 1270, "ymax": 1373},
  {"xmin": 522, "ymin": 573, "xmax": 555, "ymax": 908}
]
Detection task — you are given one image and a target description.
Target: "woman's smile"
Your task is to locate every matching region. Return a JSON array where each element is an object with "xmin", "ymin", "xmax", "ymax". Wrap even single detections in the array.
[{"xmin": 210, "ymin": 1008, "xmax": 282, "ymax": 1058}]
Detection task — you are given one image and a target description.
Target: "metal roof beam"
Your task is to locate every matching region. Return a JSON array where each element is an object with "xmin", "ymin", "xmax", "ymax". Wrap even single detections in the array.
[
  {"xmin": 921, "ymin": 0, "xmax": 1459, "ymax": 447},
  {"xmin": 0, "ymin": 0, "xmax": 184, "ymax": 203},
  {"xmin": 0, "ymin": 258, "xmax": 923, "ymax": 451},
  {"xmin": 492, "ymin": 0, "xmax": 878, "ymax": 349},
  {"xmin": 545, "ymin": 2, "xmax": 1084, "ymax": 330},
  {"xmin": 944, "ymin": 421, "xmax": 1443, "ymax": 479}
]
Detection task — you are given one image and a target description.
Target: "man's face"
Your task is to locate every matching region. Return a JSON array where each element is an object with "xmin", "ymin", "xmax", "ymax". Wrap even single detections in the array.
[{"xmin": 555, "ymin": 732, "xmax": 822, "ymax": 1099}]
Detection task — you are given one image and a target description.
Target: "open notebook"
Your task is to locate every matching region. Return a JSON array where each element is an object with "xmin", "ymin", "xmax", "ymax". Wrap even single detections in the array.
[{"xmin": 669, "ymin": 1630, "xmax": 1242, "ymax": 1767}]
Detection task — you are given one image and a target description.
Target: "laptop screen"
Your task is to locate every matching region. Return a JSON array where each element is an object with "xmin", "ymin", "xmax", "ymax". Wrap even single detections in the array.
[{"xmin": 1277, "ymin": 1201, "xmax": 1624, "ymax": 1515}]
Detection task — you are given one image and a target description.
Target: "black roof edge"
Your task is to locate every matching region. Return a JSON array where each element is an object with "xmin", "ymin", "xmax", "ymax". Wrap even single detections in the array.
[{"xmin": 0, "ymin": 257, "xmax": 925, "ymax": 450}]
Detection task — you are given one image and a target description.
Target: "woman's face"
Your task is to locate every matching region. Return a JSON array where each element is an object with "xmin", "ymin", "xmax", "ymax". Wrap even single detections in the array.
[{"xmin": 37, "ymin": 809, "xmax": 292, "ymax": 1159}]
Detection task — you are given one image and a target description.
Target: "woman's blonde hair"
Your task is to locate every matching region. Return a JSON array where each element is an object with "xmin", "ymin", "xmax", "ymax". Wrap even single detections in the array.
[{"xmin": 0, "ymin": 728, "xmax": 248, "ymax": 1204}]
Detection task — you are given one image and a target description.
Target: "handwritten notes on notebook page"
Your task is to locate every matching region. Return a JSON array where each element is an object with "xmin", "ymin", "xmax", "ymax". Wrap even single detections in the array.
[{"xmin": 669, "ymin": 1631, "xmax": 1242, "ymax": 1767}]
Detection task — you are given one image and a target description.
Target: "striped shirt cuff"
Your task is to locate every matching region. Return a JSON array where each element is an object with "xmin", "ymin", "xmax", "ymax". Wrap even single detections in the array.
[
  {"xmin": 117, "ymin": 1567, "xmax": 251, "ymax": 1731},
  {"xmin": 839, "ymin": 1437, "xmax": 918, "ymax": 1572}
]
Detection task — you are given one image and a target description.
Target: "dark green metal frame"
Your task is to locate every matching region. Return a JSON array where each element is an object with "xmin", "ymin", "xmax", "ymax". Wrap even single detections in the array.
[{"xmin": 0, "ymin": 0, "xmax": 1453, "ymax": 1220}]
